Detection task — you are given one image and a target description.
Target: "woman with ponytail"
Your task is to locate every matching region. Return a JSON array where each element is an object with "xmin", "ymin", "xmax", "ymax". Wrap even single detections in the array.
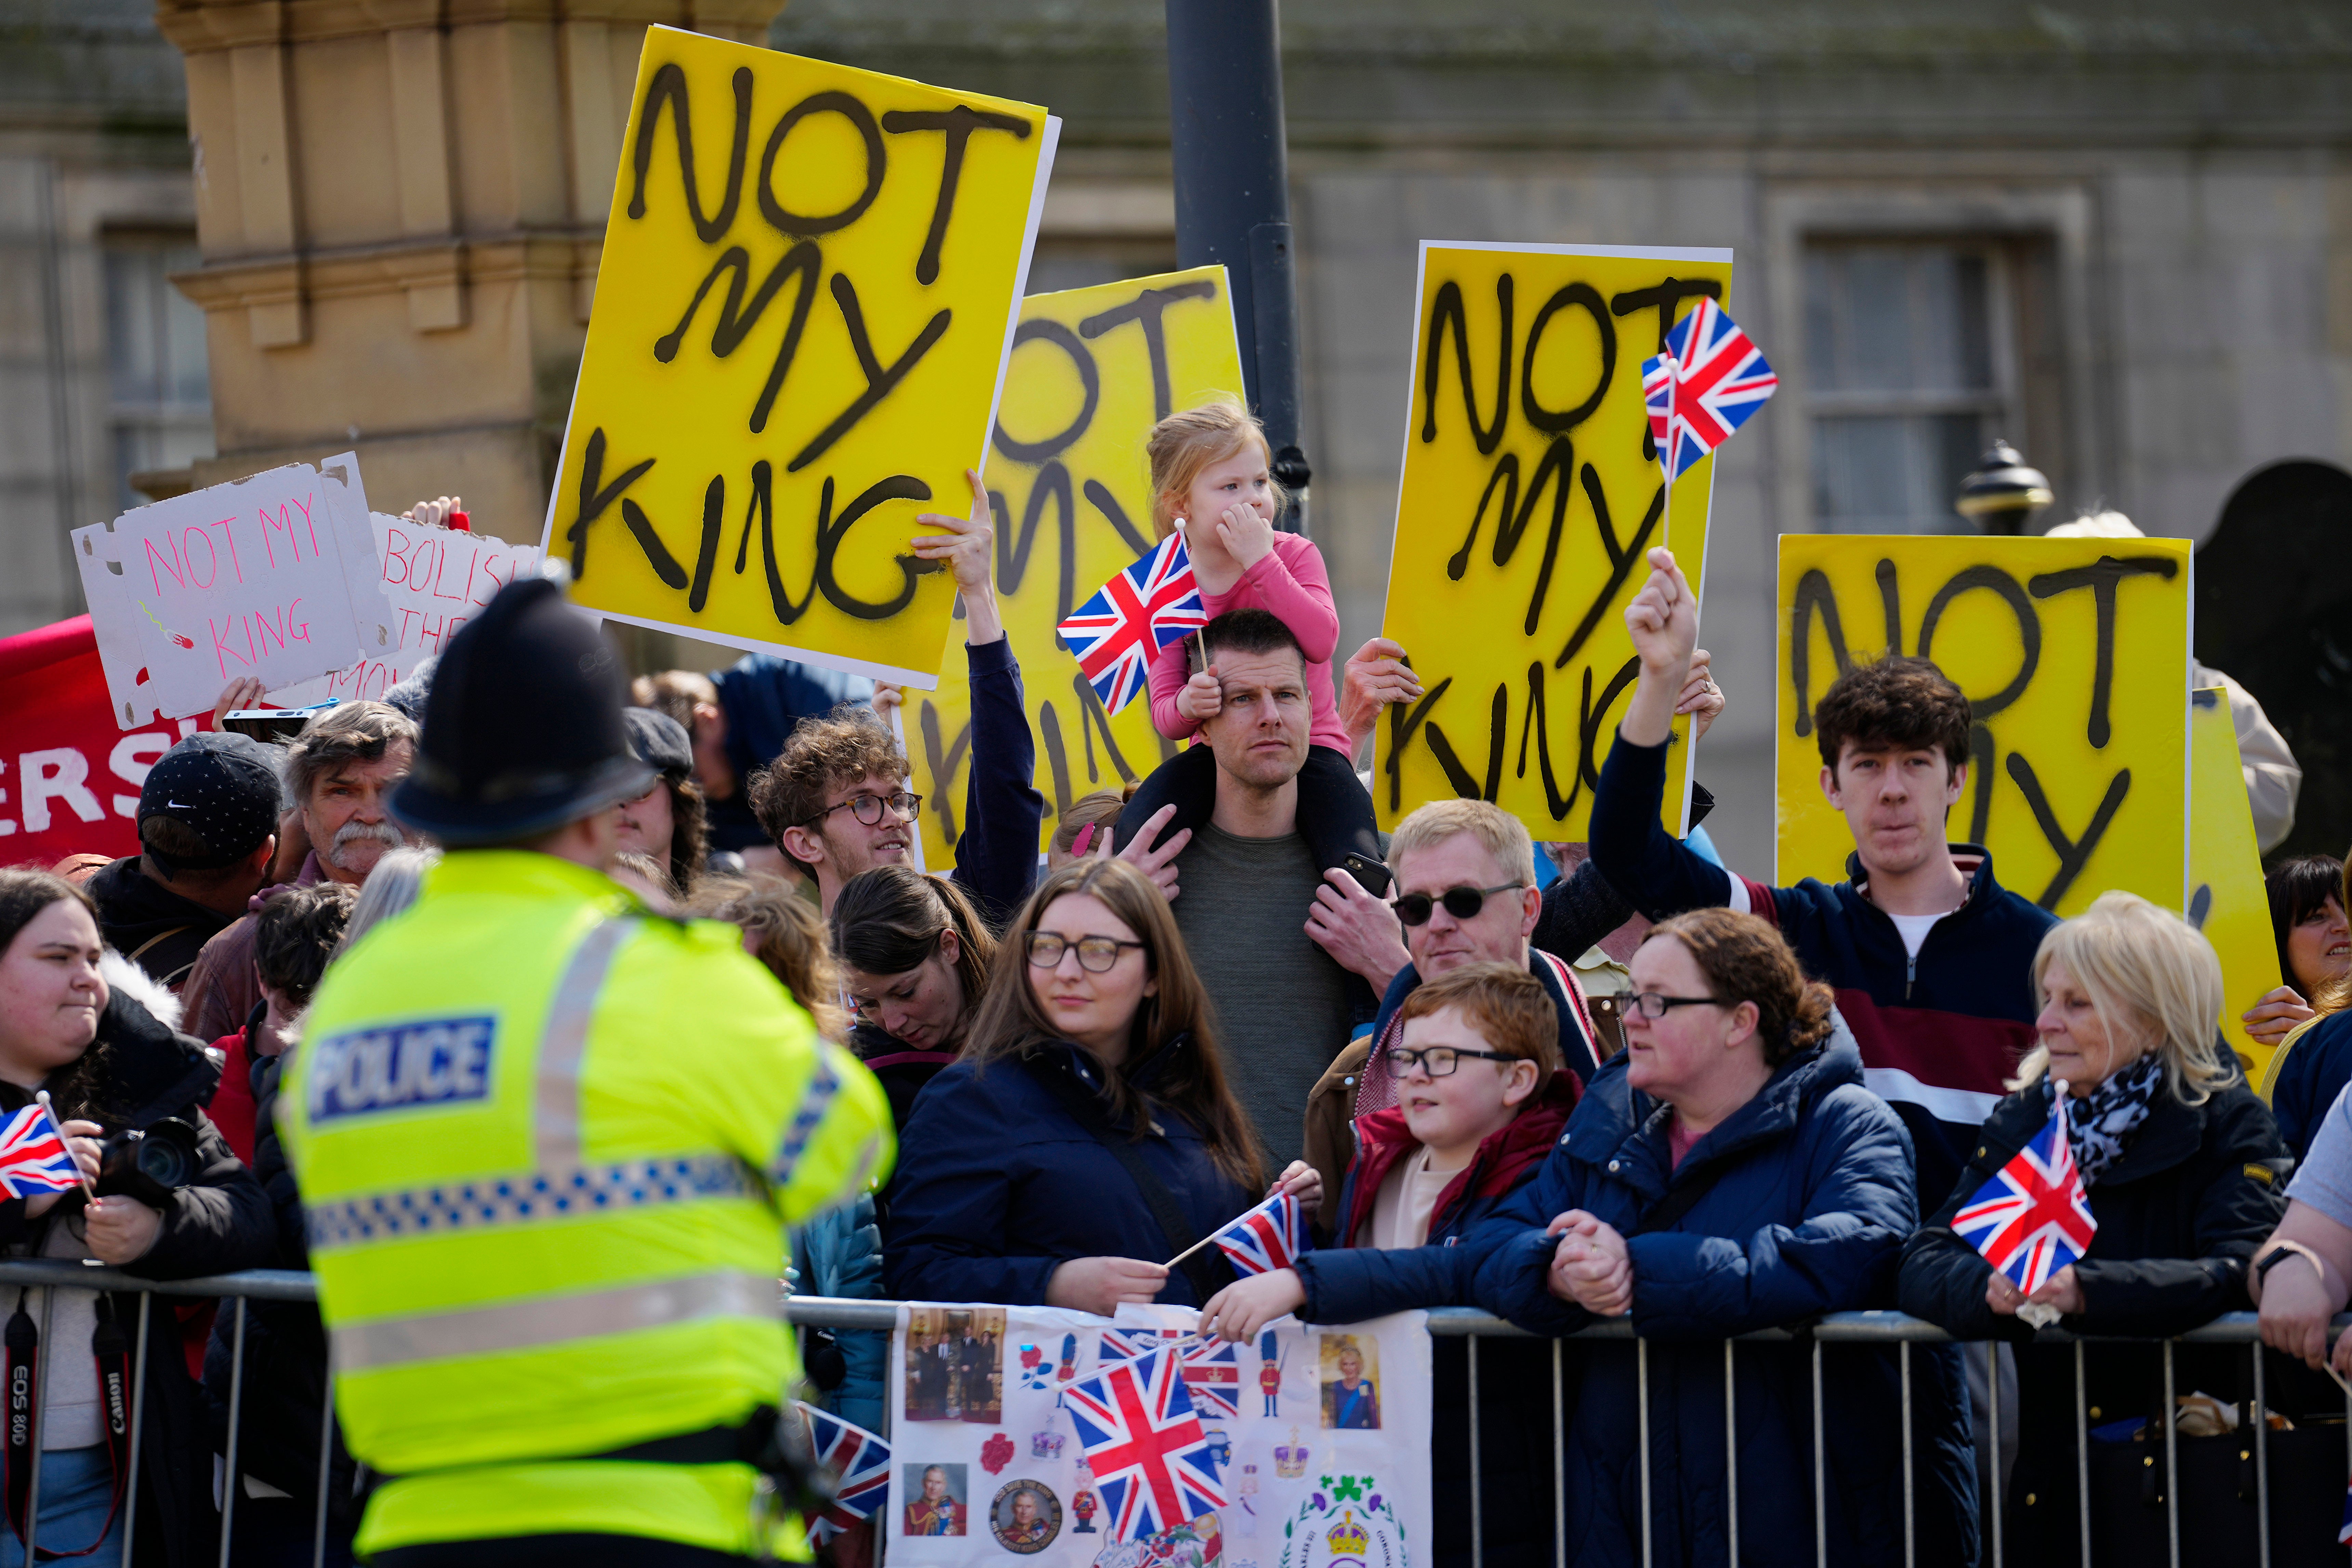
[
  {"xmin": 1467, "ymin": 907, "xmax": 1976, "ymax": 1567},
  {"xmin": 828, "ymin": 866, "xmax": 1003, "ymax": 1131}
]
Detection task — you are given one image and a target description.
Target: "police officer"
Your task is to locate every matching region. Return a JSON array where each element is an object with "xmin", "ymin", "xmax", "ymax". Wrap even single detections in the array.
[{"xmin": 283, "ymin": 577, "xmax": 892, "ymax": 1567}]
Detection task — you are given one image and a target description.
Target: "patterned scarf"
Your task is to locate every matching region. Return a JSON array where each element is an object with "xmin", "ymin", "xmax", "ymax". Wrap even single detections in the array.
[{"xmin": 2047, "ymin": 1054, "xmax": 2164, "ymax": 1187}]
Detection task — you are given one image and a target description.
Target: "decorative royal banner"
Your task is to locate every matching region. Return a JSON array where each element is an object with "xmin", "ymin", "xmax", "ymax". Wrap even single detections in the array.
[
  {"xmin": 906, "ymin": 265, "xmax": 1243, "ymax": 869},
  {"xmin": 2189, "ymin": 686, "xmax": 2284, "ymax": 1076},
  {"xmin": 1775, "ymin": 534, "xmax": 2190, "ymax": 916},
  {"xmin": 886, "ymin": 1302, "xmax": 1431, "ymax": 1568},
  {"xmin": 1376, "ymin": 242, "xmax": 1736, "ymax": 837},
  {"xmin": 541, "ymin": 28, "xmax": 1059, "ymax": 688},
  {"xmin": 72, "ymin": 452, "xmax": 394, "ymax": 729}
]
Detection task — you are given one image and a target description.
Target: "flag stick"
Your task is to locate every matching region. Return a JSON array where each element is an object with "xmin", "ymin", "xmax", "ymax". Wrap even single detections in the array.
[
  {"xmin": 36, "ymin": 1092, "xmax": 95, "ymax": 1203},
  {"xmin": 1163, "ymin": 1231, "xmax": 1220, "ymax": 1271}
]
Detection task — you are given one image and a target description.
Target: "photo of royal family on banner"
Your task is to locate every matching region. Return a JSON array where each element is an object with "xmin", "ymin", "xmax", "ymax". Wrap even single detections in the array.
[{"xmin": 884, "ymin": 1304, "xmax": 1431, "ymax": 1567}]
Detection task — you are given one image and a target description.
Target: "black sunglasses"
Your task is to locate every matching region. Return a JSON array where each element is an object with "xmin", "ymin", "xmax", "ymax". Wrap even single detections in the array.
[{"xmin": 1393, "ymin": 881, "xmax": 1527, "ymax": 928}]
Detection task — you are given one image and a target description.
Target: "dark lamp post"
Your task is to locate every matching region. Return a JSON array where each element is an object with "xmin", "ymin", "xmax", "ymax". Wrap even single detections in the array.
[{"xmin": 1954, "ymin": 439, "xmax": 2054, "ymax": 536}]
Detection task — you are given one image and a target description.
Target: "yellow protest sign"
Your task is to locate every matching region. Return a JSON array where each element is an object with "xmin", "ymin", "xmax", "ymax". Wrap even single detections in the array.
[
  {"xmin": 541, "ymin": 28, "xmax": 1058, "ymax": 686},
  {"xmin": 1774, "ymin": 535, "xmax": 2189, "ymax": 915},
  {"xmin": 1376, "ymin": 243, "xmax": 1735, "ymax": 836},
  {"xmin": 908, "ymin": 266, "xmax": 1245, "ymax": 868},
  {"xmin": 2190, "ymin": 685, "xmax": 2285, "ymax": 1077}
]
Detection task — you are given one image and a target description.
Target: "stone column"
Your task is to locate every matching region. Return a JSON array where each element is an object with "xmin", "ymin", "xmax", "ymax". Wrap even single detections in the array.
[{"xmin": 155, "ymin": 0, "xmax": 782, "ymax": 543}]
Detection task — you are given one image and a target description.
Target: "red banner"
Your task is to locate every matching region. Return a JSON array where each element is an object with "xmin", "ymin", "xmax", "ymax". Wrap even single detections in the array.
[{"xmin": 0, "ymin": 616, "xmax": 200, "ymax": 870}]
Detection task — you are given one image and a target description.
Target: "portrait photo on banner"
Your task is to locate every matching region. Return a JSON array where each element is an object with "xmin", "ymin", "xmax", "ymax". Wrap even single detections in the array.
[
  {"xmin": 908, "ymin": 264, "xmax": 1245, "ymax": 867},
  {"xmin": 902, "ymin": 1462, "xmax": 970, "ymax": 1538},
  {"xmin": 904, "ymin": 1306, "xmax": 1006, "ymax": 1425},
  {"xmin": 1376, "ymin": 242, "xmax": 1736, "ymax": 839},
  {"xmin": 540, "ymin": 28, "xmax": 1060, "ymax": 687},
  {"xmin": 1774, "ymin": 533, "xmax": 2190, "ymax": 917}
]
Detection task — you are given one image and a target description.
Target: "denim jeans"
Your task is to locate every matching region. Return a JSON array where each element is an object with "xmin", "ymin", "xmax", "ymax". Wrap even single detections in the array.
[{"xmin": 0, "ymin": 1443, "xmax": 122, "ymax": 1567}]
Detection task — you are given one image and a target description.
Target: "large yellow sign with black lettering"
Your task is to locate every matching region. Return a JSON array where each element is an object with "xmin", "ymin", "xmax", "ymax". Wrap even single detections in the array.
[
  {"xmin": 1377, "ymin": 243, "xmax": 1736, "ymax": 836},
  {"xmin": 2189, "ymin": 685, "xmax": 2284, "ymax": 1073},
  {"xmin": 909, "ymin": 266, "xmax": 1245, "ymax": 868},
  {"xmin": 541, "ymin": 28, "xmax": 1057, "ymax": 686},
  {"xmin": 1775, "ymin": 535, "xmax": 2190, "ymax": 915}
]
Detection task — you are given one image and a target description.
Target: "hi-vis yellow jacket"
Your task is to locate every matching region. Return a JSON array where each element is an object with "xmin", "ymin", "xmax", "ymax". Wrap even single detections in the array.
[{"xmin": 282, "ymin": 851, "xmax": 893, "ymax": 1558}]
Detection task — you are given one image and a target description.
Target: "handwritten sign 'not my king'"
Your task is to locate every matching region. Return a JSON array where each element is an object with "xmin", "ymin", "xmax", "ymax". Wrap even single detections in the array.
[{"xmin": 73, "ymin": 452, "xmax": 397, "ymax": 730}]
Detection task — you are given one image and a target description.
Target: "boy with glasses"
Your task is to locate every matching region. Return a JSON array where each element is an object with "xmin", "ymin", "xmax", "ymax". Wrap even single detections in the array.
[
  {"xmin": 1202, "ymin": 962, "xmax": 1577, "ymax": 1562},
  {"xmin": 1302, "ymin": 799, "xmax": 1605, "ymax": 1204}
]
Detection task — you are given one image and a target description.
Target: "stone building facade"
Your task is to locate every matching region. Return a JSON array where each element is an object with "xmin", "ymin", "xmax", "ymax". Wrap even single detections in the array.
[{"xmin": 4, "ymin": 0, "xmax": 2349, "ymax": 871}]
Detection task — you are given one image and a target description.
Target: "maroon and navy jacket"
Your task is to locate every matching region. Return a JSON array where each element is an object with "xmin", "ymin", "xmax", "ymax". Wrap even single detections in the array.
[
  {"xmin": 1293, "ymin": 1075, "xmax": 1578, "ymax": 1322},
  {"xmin": 1588, "ymin": 731, "xmax": 2056, "ymax": 1213}
]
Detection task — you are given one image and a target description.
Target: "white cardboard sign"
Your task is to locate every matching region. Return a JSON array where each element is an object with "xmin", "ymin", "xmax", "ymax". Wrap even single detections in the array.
[
  {"xmin": 72, "ymin": 453, "xmax": 396, "ymax": 730},
  {"xmin": 265, "ymin": 516, "xmax": 543, "ymax": 707}
]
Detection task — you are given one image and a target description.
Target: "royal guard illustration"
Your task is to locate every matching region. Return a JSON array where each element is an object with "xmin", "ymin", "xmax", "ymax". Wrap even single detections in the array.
[
  {"xmin": 1257, "ymin": 1329, "xmax": 1282, "ymax": 1416},
  {"xmin": 1056, "ymin": 1331, "xmax": 1079, "ymax": 1383},
  {"xmin": 1070, "ymin": 1463, "xmax": 1099, "ymax": 1534}
]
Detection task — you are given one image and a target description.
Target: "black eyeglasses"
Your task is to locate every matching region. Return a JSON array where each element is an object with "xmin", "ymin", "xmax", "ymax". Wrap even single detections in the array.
[
  {"xmin": 1626, "ymin": 992, "xmax": 1726, "ymax": 1019},
  {"xmin": 1393, "ymin": 881, "xmax": 1526, "ymax": 927},
  {"xmin": 1025, "ymin": 932, "xmax": 1146, "ymax": 973},
  {"xmin": 804, "ymin": 790, "xmax": 921, "ymax": 828},
  {"xmin": 1388, "ymin": 1044, "xmax": 1519, "ymax": 1077}
]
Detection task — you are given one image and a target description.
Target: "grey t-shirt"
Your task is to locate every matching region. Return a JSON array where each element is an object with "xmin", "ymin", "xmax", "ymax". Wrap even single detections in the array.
[
  {"xmin": 2287, "ymin": 1081, "xmax": 2352, "ymax": 1226},
  {"xmin": 1170, "ymin": 821, "xmax": 1353, "ymax": 1168}
]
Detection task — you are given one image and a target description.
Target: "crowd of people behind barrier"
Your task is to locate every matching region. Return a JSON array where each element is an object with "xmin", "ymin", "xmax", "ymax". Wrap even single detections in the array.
[{"xmin": 6, "ymin": 404, "xmax": 2352, "ymax": 1566}]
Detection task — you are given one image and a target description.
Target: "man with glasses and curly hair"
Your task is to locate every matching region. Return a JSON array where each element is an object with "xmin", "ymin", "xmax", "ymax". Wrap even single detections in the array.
[
  {"xmin": 746, "ymin": 474, "xmax": 1046, "ymax": 922},
  {"xmin": 1301, "ymin": 798, "xmax": 1606, "ymax": 1203}
]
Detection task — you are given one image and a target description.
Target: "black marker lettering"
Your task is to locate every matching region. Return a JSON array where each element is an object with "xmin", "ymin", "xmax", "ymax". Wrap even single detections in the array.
[
  {"xmin": 1918, "ymin": 566, "xmax": 2040, "ymax": 721},
  {"xmin": 758, "ymin": 90, "xmax": 885, "ymax": 238},
  {"xmin": 880, "ymin": 105, "xmax": 1033, "ymax": 285},
  {"xmin": 1082, "ymin": 479, "xmax": 1153, "ymax": 555},
  {"xmin": 788, "ymin": 275, "xmax": 950, "ymax": 473},
  {"xmin": 1965, "ymin": 721, "xmax": 1997, "ymax": 845},
  {"xmin": 1383, "ymin": 671, "xmax": 1451, "ymax": 814},
  {"xmin": 1420, "ymin": 277, "xmax": 1511, "ymax": 455},
  {"xmin": 619, "ymin": 499, "xmax": 689, "ymax": 590},
  {"xmin": 566, "ymin": 429, "xmax": 656, "ymax": 580},
  {"xmin": 689, "ymin": 476, "xmax": 723, "ymax": 612},
  {"xmin": 629, "ymin": 64, "xmax": 750, "ymax": 243},
  {"xmin": 1787, "ymin": 568, "xmax": 1853, "ymax": 740},
  {"xmin": 1039, "ymin": 701, "xmax": 1074, "ymax": 821},
  {"xmin": 814, "ymin": 473, "xmax": 938, "ymax": 620},
  {"xmin": 1515, "ymin": 661, "xmax": 1572, "ymax": 821},
  {"xmin": 654, "ymin": 241, "xmax": 822, "ymax": 435},
  {"xmin": 2026, "ymin": 554, "xmax": 2180, "ymax": 748},
  {"xmin": 994, "ymin": 465, "xmax": 1077, "ymax": 627},
  {"xmin": 1072, "ymin": 672, "xmax": 1147, "ymax": 787},
  {"xmin": 1609, "ymin": 277, "xmax": 1726, "ymax": 356},
  {"xmin": 1876, "ymin": 558, "xmax": 1902, "ymax": 656},
  {"xmin": 732, "ymin": 460, "xmax": 819, "ymax": 626},
  {"xmin": 918, "ymin": 700, "xmax": 972, "ymax": 848},
  {"xmin": 1079, "ymin": 279, "xmax": 1220, "ymax": 423},
  {"xmin": 1553, "ymin": 468, "xmax": 1664, "ymax": 670},
  {"xmin": 1520, "ymin": 283, "xmax": 1613, "ymax": 434},
  {"xmin": 1577, "ymin": 656, "xmax": 1643, "ymax": 794},
  {"xmin": 992, "ymin": 321, "xmax": 1098, "ymax": 465},
  {"xmin": 2006, "ymin": 753, "xmax": 2130, "ymax": 910},
  {"xmin": 1448, "ymin": 438, "xmax": 1575, "ymax": 635}
]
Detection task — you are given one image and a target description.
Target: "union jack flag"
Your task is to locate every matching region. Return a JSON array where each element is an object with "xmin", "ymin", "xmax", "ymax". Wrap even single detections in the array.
[
  {"xmin": 1953, "ymin": 1091, "xmax": 2098, "ymax": 1297},
  {"xmin": 1211, "ymin": 1191, "xmax": 1308, "ymax": 1278},
  {"xmin": 1055, "ymin": 533, "xmax": 1206, "ymax": 714},
  {"xmin": 2340, "ymin": 1479, "xmax": 2351, "ymax": 1547},
  {"xmin": 1641, "ymin": 296, "xmax": 1778, "ymax": 481},
  {"xmin": 1060, "ymin": 1349, "xmax": 1227, "ymax": 1542},
  {"xmin": 1099, "ymin": 1328, "xmax": 1240, "ymax": 1419},
  {"xmin": 0, "ymin": 1103, "xmax": 79, "ymax": 1198},
  {"xmin": 795, "ymin": 1401, "xmax": 890, "ymax": 1545}
]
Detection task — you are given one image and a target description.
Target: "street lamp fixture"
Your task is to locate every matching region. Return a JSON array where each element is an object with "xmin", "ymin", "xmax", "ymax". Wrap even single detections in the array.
[{"xmin": 1954, "ymin": 439, "xmax": 2054, "ymax": 536}]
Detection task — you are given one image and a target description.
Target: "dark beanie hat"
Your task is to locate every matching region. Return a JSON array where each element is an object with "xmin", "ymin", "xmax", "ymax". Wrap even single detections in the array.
[
  {"xmin": 622, "ymin": 707, "xmax": 694, "ymax": 783},
  {"xmin": 389, "ymin": 577, "xmax": 655, "ymax": 846},
  {"xmin": 138, "ymin": 732, "xmax": 282, "ymax": 878}
]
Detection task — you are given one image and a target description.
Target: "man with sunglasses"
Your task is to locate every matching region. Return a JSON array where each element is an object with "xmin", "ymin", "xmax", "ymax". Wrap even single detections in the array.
[
  {"xmin": 747, "ymin": 473, "xmax": 1045, "ymax": 921},
  {"xmin": 1593, "ymin": 544, "xmax": 2055, "ymax": 1215},
  {"xmin": 1301, "ymin": 799, "xmax": 1607, "ymax": 1205}
]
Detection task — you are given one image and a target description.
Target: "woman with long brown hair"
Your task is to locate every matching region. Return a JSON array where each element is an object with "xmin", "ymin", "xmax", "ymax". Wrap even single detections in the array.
[
  {"xmin": 881, "ymin": 859, "xmax": 1268, "ymax": 1312},
  {"xmin": 829, "ymin": 866, "xmax": 1001, "ymax": 1131}
]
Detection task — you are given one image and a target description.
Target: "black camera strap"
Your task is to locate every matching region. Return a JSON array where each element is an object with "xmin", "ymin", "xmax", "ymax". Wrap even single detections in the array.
[{"xmin": 2, "ymin": 1282, "xmax": 136, "ymax": 1557}]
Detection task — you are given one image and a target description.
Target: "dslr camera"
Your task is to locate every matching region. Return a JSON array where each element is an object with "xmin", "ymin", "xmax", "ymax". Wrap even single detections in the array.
[{"xmin": 92, "ymin": 1119, "xmax": 202, "ymax": 1208}]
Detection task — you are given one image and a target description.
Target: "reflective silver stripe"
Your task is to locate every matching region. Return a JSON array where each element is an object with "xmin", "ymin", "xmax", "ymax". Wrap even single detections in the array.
[
  {"xmin": 331, "ymin": 1269, "xmax": 778, "ymax": 1373},
  {"xmin": 536, "ymin": 918, "xmax": 637, "ymax": 1168},
  {"xmin": 304, "ymin": 1153, "xmax": 761, "ymax": 1250}
]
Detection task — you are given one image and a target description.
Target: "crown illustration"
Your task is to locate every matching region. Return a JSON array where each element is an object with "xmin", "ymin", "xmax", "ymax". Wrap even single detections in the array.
[
  {"xmin": 1030, "ymin": 1432, "xmax": 1065, "ymax": 1459},
  {"xmin": 1273, "ymin": 1428, "xmax": 1309, "ymax": 1480},
  {"xmin": 1325, "ymin": 1511, "xmax": 1370, "ymax": 1557}
]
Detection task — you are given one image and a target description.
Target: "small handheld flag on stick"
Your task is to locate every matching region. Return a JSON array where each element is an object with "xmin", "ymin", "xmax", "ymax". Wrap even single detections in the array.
[
  {"xmin": 1057, "ymin": 533, "xmax": 1208, "ymax": 716},
  {"xmin": 793, "ymin": 1401, "xmax": 890, "ymax": 1547},
  {"xmin": 1164, "ymin": 1190, "xmax": 1308, "ymax": 1276},
  {"xmin": 1953, "ymin": 1083, "xmax": 2097, "ymax": 1304},
  {"xmin": 1641, "ymin": 296, "xmax": 1778, "ymax": 538},
  {"xmin": 0, "ymin": 1096, "xmax": 87, "ymax": 1201}
]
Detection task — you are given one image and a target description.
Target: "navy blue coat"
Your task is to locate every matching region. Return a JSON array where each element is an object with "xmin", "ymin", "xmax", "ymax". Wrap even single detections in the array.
[
  {"xmin": 1467, "ymin": 1039, "xmax": 1978, "ymax": 1568},
  {"xmin": 882, "ymin": 1039, "xmax": 1255, "ymax": 1308},
  {"xmin": 2268, "ymin": 1008, "xmax": 2352, "ymax": 1158}
]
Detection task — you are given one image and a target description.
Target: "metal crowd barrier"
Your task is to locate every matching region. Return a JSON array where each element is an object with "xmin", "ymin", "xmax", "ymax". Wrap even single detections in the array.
[{"xmin": 0, "ymin": 1260, "xmax": 2336, "ymax": 1568}]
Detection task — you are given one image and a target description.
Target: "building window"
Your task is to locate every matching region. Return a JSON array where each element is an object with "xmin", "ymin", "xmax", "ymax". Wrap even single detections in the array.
[
  {"xmin": 103, "ymin": 232, "xmax": 212, "ymax": 511},
  {"xmin": 1804, "ymin": 239, "xmax": 2015, "ymax": 533}
]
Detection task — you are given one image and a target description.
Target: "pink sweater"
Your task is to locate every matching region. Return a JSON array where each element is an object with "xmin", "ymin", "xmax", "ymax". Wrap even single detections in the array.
[{"xmin": 1148, "ymin": 531, "xmax": 1350, "ymax": 754}]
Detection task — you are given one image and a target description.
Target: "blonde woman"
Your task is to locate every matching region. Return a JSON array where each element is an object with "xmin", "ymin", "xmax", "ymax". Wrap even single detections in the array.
[{"xmin": 1899, "ymin": 891, "xmax": 2289, "ymax": 1567}]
